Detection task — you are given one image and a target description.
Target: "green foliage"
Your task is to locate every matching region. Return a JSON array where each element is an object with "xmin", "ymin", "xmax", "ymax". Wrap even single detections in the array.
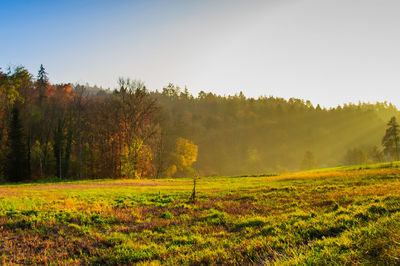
[
  {"xmin": 204, "ymin": 209, "xmax": 230, "ymax": 225},
  {"xmin": 161, "ymin": 211, "xmax": 174, "ymax": 219},
  {"xmin": 232, "ymin": 216, "xmax": 268, "ymax": 232}
]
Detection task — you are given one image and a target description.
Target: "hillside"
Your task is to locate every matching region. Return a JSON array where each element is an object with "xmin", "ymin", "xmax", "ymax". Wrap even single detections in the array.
[
  {"xmin": 154, "ymin": 88, "xmax": 400, "ymax": 176},
  {"xmin": 1, "ymin": 163, "xmax": 400, "ymax": 264},
  {"xmin": 2, "ymin": 67, "xmax": 399, "ymax": 182}
]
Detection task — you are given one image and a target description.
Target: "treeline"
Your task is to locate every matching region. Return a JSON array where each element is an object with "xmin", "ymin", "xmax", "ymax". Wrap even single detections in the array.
[
  {"xmin": 1, "ymin": 65, "xmax": 399, "ymax": 182},
  {"xmin": 1, "ymin": 66, "xmax": 197, "ymax": 182},
  {"xmin": 154, "ymin": 84, "xmax": 399, "ymax": 176}
]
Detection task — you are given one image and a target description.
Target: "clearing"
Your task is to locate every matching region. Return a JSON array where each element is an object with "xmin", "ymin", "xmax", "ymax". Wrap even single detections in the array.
[{"xmin": 1, "ymin": 163, "xmax": 400, "ymax": 264}]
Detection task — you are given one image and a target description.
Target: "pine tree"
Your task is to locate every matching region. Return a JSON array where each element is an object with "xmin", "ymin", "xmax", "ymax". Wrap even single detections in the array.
[
  {"xmin": 37, "ymin": 64, "xmax": 48, "ymax": 104},
  {"xmin": 382, "ymin": 117, "xmax": 400, "ymax": 161},
  {"xmin": 6, "ymin": 107, "xmax": 29, "ymax": 182}
]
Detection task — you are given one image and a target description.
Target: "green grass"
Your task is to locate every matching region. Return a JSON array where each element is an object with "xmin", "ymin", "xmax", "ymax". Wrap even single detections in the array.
[
  {"xmin": 304, "ymin": 161, "xmax": 400, "ymax": 173},
  {"xmin": 1, "ymin": 163, "xmax": 400, "ymax": 264}
]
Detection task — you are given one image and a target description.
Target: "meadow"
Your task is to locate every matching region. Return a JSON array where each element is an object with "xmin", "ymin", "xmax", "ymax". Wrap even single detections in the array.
[{"xmin": 1, "ymin": 163, "xmax": 400, "ymax": 265}]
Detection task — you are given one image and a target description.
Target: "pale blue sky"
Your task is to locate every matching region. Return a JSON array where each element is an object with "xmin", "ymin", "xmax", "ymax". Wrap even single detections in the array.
[{"xmin": 1, "ymin": 0, "xmax": 400, "ymax": 107}]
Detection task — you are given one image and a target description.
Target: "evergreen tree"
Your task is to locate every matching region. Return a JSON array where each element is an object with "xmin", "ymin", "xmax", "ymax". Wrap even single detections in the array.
[
  {"xmin": 6, "ymin": 107, "xmax": 29, "ymax": 182},
  {"xmin": 36, "ymin": 64, "xmax": 48, "ymax": 104},
  {"xmin": 382, "ymin": 117, "xmax": 400, "ymax": 161}
]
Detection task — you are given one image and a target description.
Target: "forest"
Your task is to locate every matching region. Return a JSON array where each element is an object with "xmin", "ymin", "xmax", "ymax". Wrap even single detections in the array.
[{"xmin": 1, "ymin": 65, "xmax": 399, "ymax": 182}]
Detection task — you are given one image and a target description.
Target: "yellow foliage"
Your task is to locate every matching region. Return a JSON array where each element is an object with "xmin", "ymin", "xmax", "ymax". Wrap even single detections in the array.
[
  {"xmin": 175, "ymin": 137, "xmax": 198, "ymax": 167},
  {"xmin": 168, "ymin": 138, "xmax": 198, "ymax": 178},
  {"xmin": 120, "ymin": 139, "xmax": 152, "ymax": 179},
  {"xmin": 165, "ymin": 165, "xmax": 177, "ymax": 179}
]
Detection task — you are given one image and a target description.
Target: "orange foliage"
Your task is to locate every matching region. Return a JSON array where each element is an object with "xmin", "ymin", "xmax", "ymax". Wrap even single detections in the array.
[{"xmin": 46, "ymin": 83, "xmax": 74, "ymax": 98}]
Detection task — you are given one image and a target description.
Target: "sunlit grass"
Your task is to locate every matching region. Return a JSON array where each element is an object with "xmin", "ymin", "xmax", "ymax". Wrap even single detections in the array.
[{"xmin": 1, "ymin": 163, "xmax": 400, "ymax": 264}]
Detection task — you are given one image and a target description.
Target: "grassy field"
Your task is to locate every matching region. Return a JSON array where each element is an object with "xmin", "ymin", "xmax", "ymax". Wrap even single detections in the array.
[{"xmin": 1, "ymin": 164, "xmax": 400, "ymax": 265}]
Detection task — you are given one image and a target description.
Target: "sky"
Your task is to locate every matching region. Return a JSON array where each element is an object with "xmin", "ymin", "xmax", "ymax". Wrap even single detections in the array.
[{"xmin": 1, "ymin": 0, "xmax": 400, "ymax": 108}]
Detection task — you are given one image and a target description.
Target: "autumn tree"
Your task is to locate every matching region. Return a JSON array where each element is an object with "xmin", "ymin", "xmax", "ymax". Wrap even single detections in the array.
[
  {"xmin": 113, "ymin": 79, "xmax": 158, "ymax": 176},
  {"xmin": 120, "ymin": 139, "xmax": 152, "ymax": 179},
  {"xmin": 79, "ymin": 78, "xmax": 159, "ymax": 179},
  {"xmin": 3, "ymin": 64, "xmax": 400, "ymax": 180},
  {"xmin": 166, "ymin": 138, "xmax": 198, "ymax": 178},
  {"xmin": 382, "ymin": 117, "xmax": 400, "ymax": 161}
]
